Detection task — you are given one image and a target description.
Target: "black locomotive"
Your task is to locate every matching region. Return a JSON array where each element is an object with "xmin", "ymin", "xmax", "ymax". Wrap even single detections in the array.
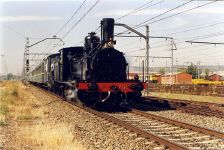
[{"xmin": 28, "ymin": 18, "xmax": 146, "ymax": 106}]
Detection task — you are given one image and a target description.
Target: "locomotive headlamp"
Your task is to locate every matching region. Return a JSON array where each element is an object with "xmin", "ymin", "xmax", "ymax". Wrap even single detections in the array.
[{"xmin": 110, "ymin": 85, "xmax": 119, "ymax": 92}]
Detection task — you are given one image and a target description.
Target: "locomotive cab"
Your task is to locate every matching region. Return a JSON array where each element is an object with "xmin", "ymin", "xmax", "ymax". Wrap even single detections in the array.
[
  {"xmin": 59, "ymin": 47, "xmax": 84, "ymax": 81},
  {"xmin": 47, "ymin": 53, "xmax": 60, "ymax": 83}
]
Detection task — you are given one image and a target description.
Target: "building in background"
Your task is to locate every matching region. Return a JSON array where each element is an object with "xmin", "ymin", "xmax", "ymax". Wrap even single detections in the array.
[
  {"xmin": 158, "ymin": 72, "xmax": 192, "ymax": 85},
  {"xmin": 209, "ymin": 74, "xmax": 222, "ymax": 81}
]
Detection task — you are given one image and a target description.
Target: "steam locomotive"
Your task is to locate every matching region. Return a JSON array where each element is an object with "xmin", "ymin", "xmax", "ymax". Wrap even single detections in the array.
[{"xmin": 28, "ymin": 18, "xmax": 146, "ymax": 106}]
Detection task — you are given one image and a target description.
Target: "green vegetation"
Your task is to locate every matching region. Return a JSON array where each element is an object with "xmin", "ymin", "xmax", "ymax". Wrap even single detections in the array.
[
  {"xmin": 0, "ymin": 105, "xmax": 8, "ymax": 126},
  {"xmin": 186, "ymin": 64, "xmax": 197, "ymax": 78},
  {"xmin": 0, "ymin": 105, "xmax": 9, "ymax": 116},
  {"xmin": 11, "ymin": 85, "xmax": 18, "ymax": 97},
  {"xmin": 7, "ymin": 73, "xmax": 13, "ymax": 80},
  {"xmin": 0, "ymin": 81, "xmax": 32, "ymax": 126},
  {"xmin": 205, "ymin": 68, "xmax": 210, "ymax": 80},
  {"xmin": 159, "ymin": 68, "xmax": 165, "ymax": 75},
  {"xmin": 17, "ymin": 115, "xmax": 34, "ymax": 120}
]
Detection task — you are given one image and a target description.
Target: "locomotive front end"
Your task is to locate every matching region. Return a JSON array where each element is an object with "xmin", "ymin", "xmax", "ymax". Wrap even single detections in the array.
[{"xmin": 76, "ymin": 18, "xmax": 146, "ymax": 106}]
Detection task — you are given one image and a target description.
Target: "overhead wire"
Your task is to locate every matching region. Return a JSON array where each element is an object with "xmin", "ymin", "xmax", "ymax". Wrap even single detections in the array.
[
  {"xmin": 152, "ymin": 19, "xmax": 224, "ymax": 42},
  {"xmin": 116, "ymin": 0, "xmax": 155, "ymax": 20},
  {"xmin": 135, "ymin": 0, "xmax": 194, "ymax": 27},
  {"xmin": 150, "ymin": 30, "xmax": 224, "ymax": 49},
  {"xmin": 122, "ymin": 29, "xmax": 224, "ymax": 57},
  {"xmin": 144, "ymin": 0, "xmax": 218, "ymax": 25},
  {"xmin": 55, "ymin": 0, "xmax": 87, "ymax": 35},
  {"xmin": 148, "ymin": 19, "xmax": 224, "ymax": 47},
  {"xmin": 41, "ymin": 0, "xmax": 87, "ymax": 58},
  {"xmin": 116, "ymin": 0, "xmax": 218, "ymax": 36},
  {"xmin": 92, "ymin": 0, "xmax": 166, "ymax": 48},
  {"xmin": 94, "ymin": 0, "xmax": 195, "ymax": 58},
  {"xmin": 115, "ymin": 0, "xmax": 194, "ymax": 36},
  {"xmin": 0, "ymin": 23, "xmax": 26, "ymax": 39},
  {"xmin": 177, "ymin": 44, "xmax": 224, "ymax": 58},
  {"xmin": 116, "ymin": 0, "xmax": 166, "ymax": 21},
  {"xmin": 61, "ymin": 0, "xmax": 101, "ymax": 40},
  {"xmin": 31, "ymin": 0, "xmax": 101, "ymax": 71},
  {"xmin": 37, "ymin": 0, "xmax": 88, "ymax": 61},
  {"xmin": 160, "ymin": 20, "xmax": 224, "ymax": 37}
]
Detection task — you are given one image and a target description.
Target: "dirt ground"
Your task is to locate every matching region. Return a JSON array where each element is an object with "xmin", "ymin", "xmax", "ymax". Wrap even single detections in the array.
[{"xmin": 0, "ymin": 81, "xmax": 85, "ymax": 150}]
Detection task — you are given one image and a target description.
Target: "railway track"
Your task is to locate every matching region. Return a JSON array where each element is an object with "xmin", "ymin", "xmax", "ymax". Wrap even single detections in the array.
[
  {"xmin": 143, "ymin": 96, "xmax": 224, "ymax": 119},
  {"xmin": 32, "ymin": 85, "xmax": 224, "ymax": 150},
  {"xmin": 109, "ymin": 107, "xmax": 224, "ymax": 150}
]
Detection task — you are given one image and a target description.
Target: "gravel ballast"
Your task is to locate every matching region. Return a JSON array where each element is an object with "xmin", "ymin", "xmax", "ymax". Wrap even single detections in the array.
[
  {"xmin": 30, "ymin": 87, "xmax": 164, "ymax": 150},
  {"xmin": 148, "ymin": 110, "xmax": 224, "ymax": 132}
]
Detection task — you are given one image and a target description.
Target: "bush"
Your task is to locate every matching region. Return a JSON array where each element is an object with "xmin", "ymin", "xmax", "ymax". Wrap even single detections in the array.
[
  {"xmin": 17, "ymin": 115, "xmax": 33, "ymax": 120},
  {"xmin": 0, "ymin": 116, "xmax": 6, "ymax": 126},
  {"xmin": 11, "ymin": 86, "xmax": 18, "ymax": 97},
  {"xmin": 0, "ymin": 105, "xmax": 9, "ymax": 115}
]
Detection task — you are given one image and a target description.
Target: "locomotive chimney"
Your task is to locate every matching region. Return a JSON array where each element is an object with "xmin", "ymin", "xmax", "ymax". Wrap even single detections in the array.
[{"xmin": 101, "ymin": 18, "xmax": 115, "ymax": 47}]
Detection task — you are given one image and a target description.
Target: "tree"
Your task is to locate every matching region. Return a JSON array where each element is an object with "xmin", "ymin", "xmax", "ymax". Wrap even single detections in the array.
[
  {"xmin": 159, "ymin": 68, "xmax": 165, "ymax": 75},
  {"xmin": 205, "ymin": 68, "xmax": 210, "ymax": 80},
  {"xmin": 186, "ymin": 64, "xmax": 197, "ymax": 79},
  {"xmin": 7, "ymin": 73, "xmax": 13, "ymax": 80}
]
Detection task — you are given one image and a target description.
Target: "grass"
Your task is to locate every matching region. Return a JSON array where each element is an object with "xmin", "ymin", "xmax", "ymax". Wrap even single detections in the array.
[
  {"xmin": 0, "ymin": 81, "xmax": 34, "ymax": 124},
  {"xmin": 0, "ymin": 81, "xmax": 85, "ymax": 149},
  {"xmin": 0, "ymin": 105, "xmax": 9, "ymax": 125},
  {"xmin": 0, "ymin": 115, "xmax": 6, "ymax": 126},
  {"xmin": 17, "ymin": 115, "xmax": 34, "ymax": 120},
  {"xmin": 22, "ymin": 123, "xmax": 84, "ymax": 150},
  {"xmin": 10, "ymin": 85, "xmax": 18, "ymax": 97},
  {"xmin": 0, "ymin": 105, "xmax": 9, "ymax": 116}
]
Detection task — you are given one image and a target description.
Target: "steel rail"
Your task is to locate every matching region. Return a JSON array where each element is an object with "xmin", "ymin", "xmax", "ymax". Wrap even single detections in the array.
[
  {"xmin": 145, "ymin": 96, "xmax": 224, "ymax": 107},
  {"xmin": 143, "ymin": 96, "xmax": 224, "ymax": 118},
  {"xmin": 83, "ymin": 107, "xmax": 188, "ymax": 150},
  {"xmin": 125, "ymin": 106, "xmax": 224, "ymax": 139}
]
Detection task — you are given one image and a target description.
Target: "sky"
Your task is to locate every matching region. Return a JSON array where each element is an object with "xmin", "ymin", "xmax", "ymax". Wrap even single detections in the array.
[{"xmin": 0, "ymin": 0, "xmax": 224, "ymax": 75}]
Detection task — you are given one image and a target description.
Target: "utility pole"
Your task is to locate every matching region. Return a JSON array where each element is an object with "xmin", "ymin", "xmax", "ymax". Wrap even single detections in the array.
[
  {"xmin": 167, "ymin": 38, "xmax": 177, "ymax": 85},
  {"xmin": 146, "ymin": 25, "xmax": 149, "ymax": 84},
  {"xmin": 171, "ymin": 39, "xmax": 177, "ymax": 83},
  {"xmin": 176, "ymin": 58, "xmax": 178, "ymax": 84},
  {"xmin": 169, "ymin": 60, "xmax": 172, "ymax": 85},
  {"xmin": 115, "ymin": 23, "xmax": 149, "ymax": 81},
  {"xmin": 1, "ymin": 54, "xmax": 4, "ymax": 76},
  {"xmin": 25, "ymin": 37, "xmax": 29, "ymax": 78},
  {"xmin": 142, "ymin": 60, "xmax": 145, "ymax": 82},
  {"xmin": 147, "ymin": 36, "xmax": 176, "ymax": 85},
  {"xmin": 23, "ymin": 36, "xmax": 64, "ymax": 78},
  {"xmin": 197, "ymin": 61, "xmax": 200, "ymax": 79},
  {"xmin": 1, "ymin": 54, "xmax": 5, "ymax": 76},
  {"xmin": 114, "ymin": 23, "xmax": 150, "ymax": 95},
  {"xmin": 1, "ymin": 53, "xmax": 8, "ymax": 77},
  {"xmin": 217, "ymin": 62, "xmax": 219, "ymax": 81},
  {"xmin": 165, "ymin": 61, "xmax": 167, "ymax": 84}
]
